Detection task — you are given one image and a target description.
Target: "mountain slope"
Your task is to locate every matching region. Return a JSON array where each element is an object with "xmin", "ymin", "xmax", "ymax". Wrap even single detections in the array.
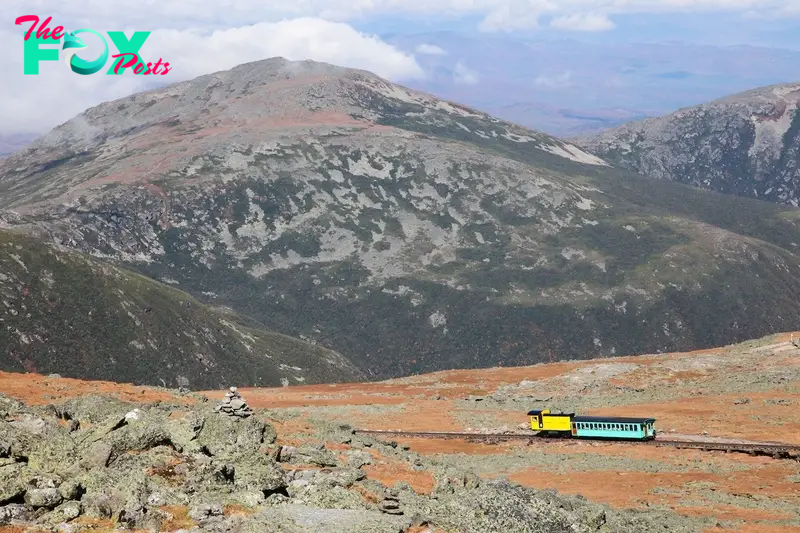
[
  {"xmin": 0, "ymin": 227, "xmax": 362, "ymax": 388},
  {"xmin": 574, "ymin": 83, "xmax": 800, "ymax": 207},
  {"xmin": 2, "ymin": 58, "xmax": 800, "ymax": 380}
]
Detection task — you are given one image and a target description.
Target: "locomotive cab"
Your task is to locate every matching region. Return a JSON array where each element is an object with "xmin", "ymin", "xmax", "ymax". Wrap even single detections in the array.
[{"xmin": 527, "ymin": 409, "xmax": 574, "ymax": 435}]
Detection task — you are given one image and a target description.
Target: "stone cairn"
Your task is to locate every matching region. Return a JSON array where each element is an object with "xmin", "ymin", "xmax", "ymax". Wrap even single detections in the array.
[
  {"xmin": 379, "ymin": 489, "xmax": 403, "ymax": 515},
  {"xmin": 214, "ymin": 386, "xmax": 253, "ymax": 418}
]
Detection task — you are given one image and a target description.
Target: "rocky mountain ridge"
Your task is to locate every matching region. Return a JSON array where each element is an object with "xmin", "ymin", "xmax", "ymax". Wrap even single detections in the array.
[
  {"xmin": 2, "ymin": 58, "xmax": 800, "ymax": 380},
  {"xmin": 575, "ymin": 82, "xmax": 800, "ymax": 206}
]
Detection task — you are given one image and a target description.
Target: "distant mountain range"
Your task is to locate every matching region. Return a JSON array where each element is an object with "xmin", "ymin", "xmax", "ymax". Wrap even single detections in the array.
[
  {"xmin": 2, "ymin": 58, "xmax": 800, "ymax": 383},
  {"xmin": 380, "ymin": 32, "xmax": 800, "ymax": 136},
  {"xmin": 0, "ymin": 133, "xmax": 37, "ymax": 157},
  {"xmin": 576, "ymin": 83, "xmax": 800, "ymax": 207}
]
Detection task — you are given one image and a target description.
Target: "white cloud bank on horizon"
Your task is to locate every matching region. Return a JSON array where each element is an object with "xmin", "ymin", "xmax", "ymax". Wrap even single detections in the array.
[{"xmin": 0, "ymin": 18, "xmax": 423, "ymax": 136}]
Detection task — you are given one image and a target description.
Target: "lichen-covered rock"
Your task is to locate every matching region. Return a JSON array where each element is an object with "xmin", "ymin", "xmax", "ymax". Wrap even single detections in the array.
[
  {"xmin": 57, "ymin": 396, "xmax": 136, "ymax": 424},
  {"xmin": 2, "ymin": 416, "xmax": 68, "ymax": 466},
  {"xmin": 291, "ymin": 444, "xmax": 338, "ymax": 467},
  {"xmin": 78, "ymin": 469, "xmax": 150, "ymax": 521},
  {"xmin": 58, "ymin": 479, "xmax": 84, "ymax": 501},
  {"xmin": 24, "ymin": 488, "xmax": 63, "ymax": 508},
  {"xmin": 188, "ymin": 502, "xmax": 224, "ymax": 521},
  {"xmin": 27, "ymin": 433, "xmax": 79, "ymax": 476},
  {"xmin": 195, "ymin": 413, "xmax": 275, "ymax": 458},
  {"xmin": 400, "ymin": 478, "xmax": 703, "ymax": 533},
  {"xmin": 432, "ymin": 467, "xmax": 481, "ymax": 494},
  {"xmin": 167, "ymin": 412, "xmax": 206, "ymax": 453},
  {"xmin": 0, "ymin": 503, "xmax": 31, "ymax": 524},
  {"xmin": 37, "ymin": 500, "xmax": 82, "ymax": 526},
  {"xmin": 101, "ymin": 414, "xmax": 174, "ymax": 464},
  {"xmin": 239, "ymin": 504, "xmax": 413, "ymax": 533},
  {"xmin": 345, "ymin": 450, "xmax": 372, "ymax": 469},
  {"xmin": 231, "ymin": 457, "xmax": 287, "ymax": 493},
  {"xmin": 316, "ymin": 468, "xmax": 366, "ymax": 489},
  {"xmin": 0, "ymin": 463, "xmax": 27, "ymax": 505}
]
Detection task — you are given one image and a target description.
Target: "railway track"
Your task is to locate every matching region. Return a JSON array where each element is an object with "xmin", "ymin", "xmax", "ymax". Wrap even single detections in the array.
[{"xmin": 354, "ymin": 430, "xmax": 800, "ymax": 460}]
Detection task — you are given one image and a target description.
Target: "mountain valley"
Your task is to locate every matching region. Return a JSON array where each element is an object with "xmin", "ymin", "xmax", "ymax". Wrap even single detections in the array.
[{"xmin": 2, "ymin": 58, "xmax": 800, "ymax": 381}]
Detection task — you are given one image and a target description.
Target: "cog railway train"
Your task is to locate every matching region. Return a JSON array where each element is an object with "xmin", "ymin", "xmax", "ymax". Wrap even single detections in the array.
[{"xmin": 528, "ymin": 409, "xmax": 657, "ymax": 440}]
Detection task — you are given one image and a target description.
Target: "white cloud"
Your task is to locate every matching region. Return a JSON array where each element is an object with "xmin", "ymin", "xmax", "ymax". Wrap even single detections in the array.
[
  {"xmin": 148, "ymin": 19, "xmax": 423, "ymax": 81},
  {"xmin": 0, "ymin": 18, "xmax": 422, "ymax": 136},
  {"xmin": 453, "ymin": 61, "xmax": 479, "ymax": 84},
  {"xmin": 534, "ymin": 71, "xmax": 573, "ymax": 88},
  {"xmin": 479, "ymin": 1, "xmax": 555, "ymax": 32},
  {"xmin": 550, "ymin": 13, "xmax": 615, "ymax": 31},
  {"xmin": 416, "ymin": 44, "xmax": 447, "ymax": 55}
]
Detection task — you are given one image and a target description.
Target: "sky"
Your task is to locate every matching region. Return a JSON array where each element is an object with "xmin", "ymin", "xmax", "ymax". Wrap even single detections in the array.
[{"xmin": 4, "ymin": 0, "xmax": 800, "ymax": 139}]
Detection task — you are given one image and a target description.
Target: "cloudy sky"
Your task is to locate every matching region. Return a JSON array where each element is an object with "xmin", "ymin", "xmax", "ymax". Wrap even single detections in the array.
[{"xmin": 4, "ymin": 0, "xmax": 800, "ymax": 138}]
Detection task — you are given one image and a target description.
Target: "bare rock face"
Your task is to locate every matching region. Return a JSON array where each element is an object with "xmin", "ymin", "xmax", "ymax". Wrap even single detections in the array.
[
  {"xmin": 2, "ymin": 59, "xmax": 800, "ymax": 380},
  {"xmin": 575, "ymin": 83, "xmax": 800, "ymax": 207}
]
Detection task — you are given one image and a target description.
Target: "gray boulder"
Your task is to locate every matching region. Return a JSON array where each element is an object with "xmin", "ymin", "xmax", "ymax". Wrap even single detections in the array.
[{"xmin": 24, "ymin": 488, "xmax": 63, "ymax": 508}]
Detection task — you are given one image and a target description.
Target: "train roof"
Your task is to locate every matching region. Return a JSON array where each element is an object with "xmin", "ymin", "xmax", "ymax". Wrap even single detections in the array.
[
  {"xmin": 527, "ymin": 410, "xmax": 575, "ymax": 416},
  {"xmin": 572, "ymin": 415, "xmax": 655, "ymax": 423}
]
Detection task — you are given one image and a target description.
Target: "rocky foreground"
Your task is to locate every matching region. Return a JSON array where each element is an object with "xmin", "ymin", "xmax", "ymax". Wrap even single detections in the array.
[{"xmin": 0, "ymin": 388, "xmax": 700, "ymax": 533}]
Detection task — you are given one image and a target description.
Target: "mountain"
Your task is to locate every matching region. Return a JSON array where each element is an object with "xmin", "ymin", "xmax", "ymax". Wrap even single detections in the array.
[
  {"xmin": 575, "ymin": 83, "xmax": 800, "ymax": 207},
  {"xmin": 0, "ymin": 227, "xmax": 362, "ymax": 389},
  {"xmin": 2, "ymin": 57, "xmax": 800, "ymax": 381}
]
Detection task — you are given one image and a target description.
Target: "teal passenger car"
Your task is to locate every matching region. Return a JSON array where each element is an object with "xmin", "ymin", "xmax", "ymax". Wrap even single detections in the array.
[{"xmin": 571, "ymin": 416, "xmax": 656, "ymax": 440}]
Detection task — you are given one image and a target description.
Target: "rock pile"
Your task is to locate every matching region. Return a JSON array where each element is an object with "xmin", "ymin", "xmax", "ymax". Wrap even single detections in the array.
[
  {"xmin": 214, "ymin": 386, "xmax": 253, "ymax": 418},
  {"xmin": 379, "ymin": 490, "xmax": 403, "ymax": 515}
]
